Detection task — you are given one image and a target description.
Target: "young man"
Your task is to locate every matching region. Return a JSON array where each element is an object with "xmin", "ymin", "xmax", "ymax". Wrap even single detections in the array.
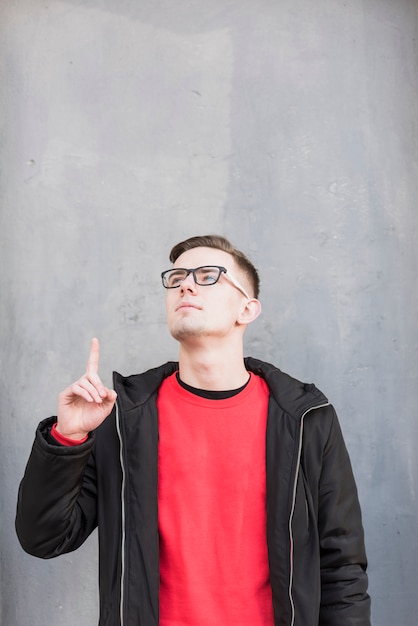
[{"xmin": 16, "ymin": 235, "xmax": 371, "ymax": 626}]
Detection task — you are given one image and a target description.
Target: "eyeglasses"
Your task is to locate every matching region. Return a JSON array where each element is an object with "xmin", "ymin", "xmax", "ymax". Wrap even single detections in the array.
[{"xmin": 161, "ymin": 265, "xmax": 251, "ymax": 299}]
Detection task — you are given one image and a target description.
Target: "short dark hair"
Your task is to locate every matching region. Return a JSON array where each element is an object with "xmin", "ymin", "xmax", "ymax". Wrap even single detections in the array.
[{"xmin": 169, "ymin": 234, "xmax": 260, "ymax": 299}]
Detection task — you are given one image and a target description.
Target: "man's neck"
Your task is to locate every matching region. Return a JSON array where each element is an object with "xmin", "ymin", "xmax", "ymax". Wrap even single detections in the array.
[{"xmin": 178, "ymin": 341, "xmax": 249, "ymax": 391}]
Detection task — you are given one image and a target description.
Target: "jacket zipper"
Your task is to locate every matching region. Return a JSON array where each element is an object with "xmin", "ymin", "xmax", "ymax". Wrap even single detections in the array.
[
  {"xmin": 115, "ymin": 399, "xmax": 126, "ymax": 626},
  {"xmin": 287, "ymin": 402, "xmax": 330, "ymax": 626}
]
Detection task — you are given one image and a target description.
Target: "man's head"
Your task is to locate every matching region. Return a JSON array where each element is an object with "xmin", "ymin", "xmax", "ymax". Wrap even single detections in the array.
[
  {"xmin": 169, "ymin": 235, "xmax": 260, "ymax": 299},
  {"xmin": 163, "ymin": 235, "xmax": 261, "ymax": 344}
]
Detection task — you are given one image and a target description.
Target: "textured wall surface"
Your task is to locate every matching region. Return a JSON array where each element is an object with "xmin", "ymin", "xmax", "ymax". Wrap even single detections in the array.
[{"xmin": 1, "ymin": 1, "xmax": 417, "ymax": 624}]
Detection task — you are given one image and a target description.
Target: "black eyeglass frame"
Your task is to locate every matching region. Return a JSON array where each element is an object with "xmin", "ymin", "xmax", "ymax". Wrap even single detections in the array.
[{"xmin": 161, "ymin": 265, "xmax": 251, "ymax": 299}]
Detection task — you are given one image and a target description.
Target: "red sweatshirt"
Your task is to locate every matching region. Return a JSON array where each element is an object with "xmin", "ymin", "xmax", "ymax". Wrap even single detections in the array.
[{"xmin": 157, "ymin": 372, "xmax": 274, "ymax": 626}]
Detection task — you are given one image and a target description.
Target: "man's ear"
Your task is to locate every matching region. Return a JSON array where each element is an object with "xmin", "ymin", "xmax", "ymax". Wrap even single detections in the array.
[{"xmin": 237, "ymin": 298, "xmax": 262, "ymax": 326}]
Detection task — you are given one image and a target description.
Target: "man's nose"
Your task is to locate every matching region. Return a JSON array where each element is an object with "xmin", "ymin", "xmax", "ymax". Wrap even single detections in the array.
[{"xmin": 180, "ymin": 272, "xmax": 198, "ymax": 293}]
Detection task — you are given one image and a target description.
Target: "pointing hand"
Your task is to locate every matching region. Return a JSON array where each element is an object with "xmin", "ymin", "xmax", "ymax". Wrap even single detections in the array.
[{"xmin": 56, "ymin": 338, "xmax": 117, "ymax": 440}]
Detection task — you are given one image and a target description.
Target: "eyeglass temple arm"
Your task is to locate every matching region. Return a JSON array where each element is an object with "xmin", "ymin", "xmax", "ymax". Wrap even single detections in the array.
[{"xmin": 223, "ymin": 271, "xmax": 251, "ymax": 300}]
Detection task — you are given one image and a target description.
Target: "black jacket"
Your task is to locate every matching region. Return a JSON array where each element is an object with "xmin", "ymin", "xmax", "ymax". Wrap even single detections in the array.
[{"xmin": 16, "ymin": 358, "xmax": 371, "ymax": 626}]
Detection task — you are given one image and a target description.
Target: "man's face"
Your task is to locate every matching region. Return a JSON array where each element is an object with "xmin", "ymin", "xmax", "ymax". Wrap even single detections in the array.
[{"xmin": 165, "ymin": 246, "xmax": 251, "ymax": 343}]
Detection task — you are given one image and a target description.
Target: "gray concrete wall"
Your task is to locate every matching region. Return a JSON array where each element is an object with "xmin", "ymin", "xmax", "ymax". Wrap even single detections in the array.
[{"xmin": 1, "ymin": 1, "xmax": 417, "ymax": 624}]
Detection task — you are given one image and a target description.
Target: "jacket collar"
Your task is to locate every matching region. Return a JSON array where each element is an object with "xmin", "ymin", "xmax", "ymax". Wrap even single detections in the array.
[
  {"xmin": 114, "ymin": 357, "xmax": 328, "ymax": 422},
  {"xmin": 245, "ymin": 357, "xmax": 328, "ymax": 420}
]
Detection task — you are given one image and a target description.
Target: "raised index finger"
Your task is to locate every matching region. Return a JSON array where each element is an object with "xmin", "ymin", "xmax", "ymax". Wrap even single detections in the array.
[{"xmin": 86, "ymin": 337, "xmax": 100, "ymax": 376}]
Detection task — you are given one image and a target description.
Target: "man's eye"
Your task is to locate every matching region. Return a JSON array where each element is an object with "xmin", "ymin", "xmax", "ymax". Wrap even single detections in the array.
[
  {"xmin": 198, "ymin": 269, "xmax": 218, "ymax": 283},
  {"xmin": 168, "ymin": 273, "xmax": 185, "ymax": 287}
]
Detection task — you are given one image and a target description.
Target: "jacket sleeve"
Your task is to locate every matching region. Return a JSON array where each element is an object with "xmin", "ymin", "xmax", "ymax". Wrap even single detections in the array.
[
  {"xmin": 316, "ymin": 408, "xmax": 371, "ymax": 625},
  {"xmin": 15, "ymin": 416, "xmax": 98, "ymax": 558}
]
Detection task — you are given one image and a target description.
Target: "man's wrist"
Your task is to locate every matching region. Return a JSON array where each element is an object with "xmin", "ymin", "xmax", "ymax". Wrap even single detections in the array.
[{"xmin": 51, "ymin": 422, "xmax": 89, "ymax": 446}]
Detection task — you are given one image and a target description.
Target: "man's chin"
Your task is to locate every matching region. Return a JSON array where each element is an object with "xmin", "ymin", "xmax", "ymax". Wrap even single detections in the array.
[{"xmin": 169, "ymin": 323, "xmax": 207, "ymax": 341}]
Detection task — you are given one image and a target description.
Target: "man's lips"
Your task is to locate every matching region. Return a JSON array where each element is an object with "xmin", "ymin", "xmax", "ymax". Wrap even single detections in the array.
[{"xmin": 175, "ymin": 302, "xmax": 202, "ymax": 312}]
